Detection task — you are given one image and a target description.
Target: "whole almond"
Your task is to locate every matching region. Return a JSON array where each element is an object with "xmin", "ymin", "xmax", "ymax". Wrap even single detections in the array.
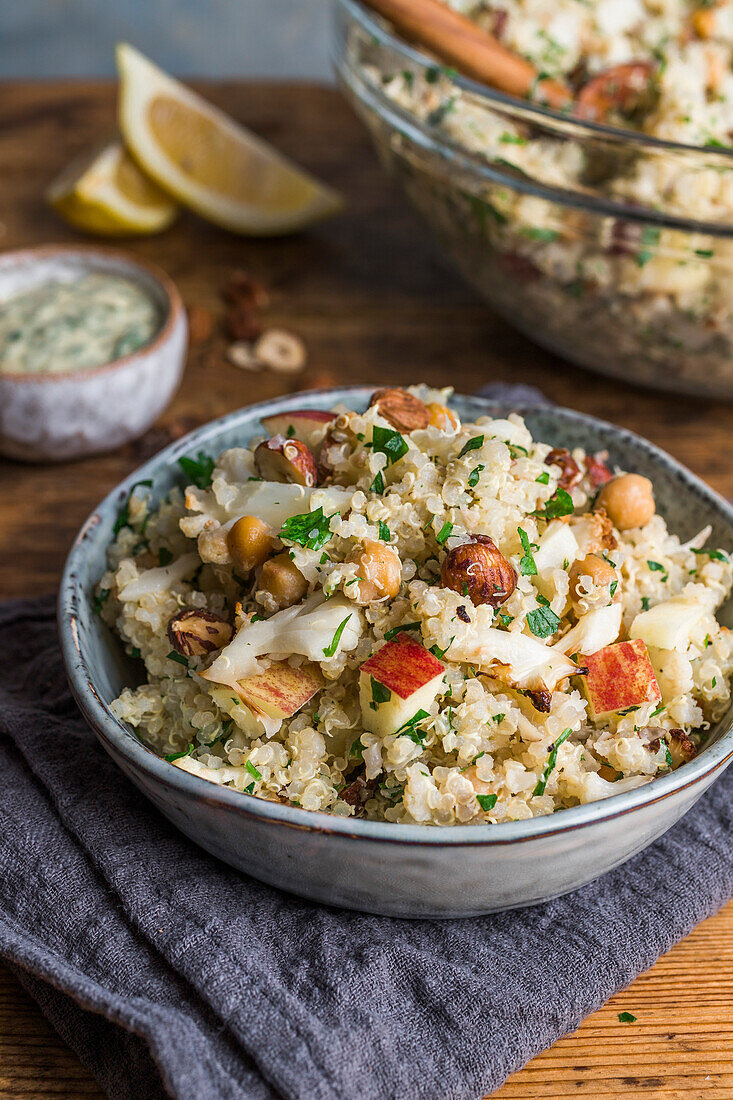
[{"xmin": 369, "ymin": 387, "xmax": 429, "ymax": 432}]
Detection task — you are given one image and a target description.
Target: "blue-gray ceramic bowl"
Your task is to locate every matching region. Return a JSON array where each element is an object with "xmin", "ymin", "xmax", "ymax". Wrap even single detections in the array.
[{"xmin": 59, "ymin": 388, "xmax": 733, "ymax": 918}]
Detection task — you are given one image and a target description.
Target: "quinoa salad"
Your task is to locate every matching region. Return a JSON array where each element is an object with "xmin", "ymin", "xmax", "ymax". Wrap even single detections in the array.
[
  {"xmin": 348, "ymin": 0, "xmax": 733, "ymax": 393},
  {"xmin": 99, "ymin": 387, "xmax": 733, "ymax": 826}
]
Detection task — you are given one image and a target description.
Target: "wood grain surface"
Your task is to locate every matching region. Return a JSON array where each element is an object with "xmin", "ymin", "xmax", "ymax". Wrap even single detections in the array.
[{"xmin": 0, "ymin": 80, "xmax": 731, "ymax": 1100}]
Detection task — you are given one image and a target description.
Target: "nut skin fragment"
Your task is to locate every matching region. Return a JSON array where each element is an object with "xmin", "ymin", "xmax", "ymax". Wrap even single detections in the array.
[
  {"xmin": 524, "ymin": 689, "xmax": 552, "ymax": 713},
  {"xmin": 346, "ymin": 538, "xmax": 401, "ymax": 604},
  {"xmin": 596, "ymin": 474, "xmax": 655, "ymax": 531},
  {"xmin": 575, "ymin": 62, "xmax": 657, "ymax": 123},
  {"xmin": 254, "ymin": 435, "xmax": 318, "ymax": 486},
  {"xmin": 167, "ymin": 609, "xmax": 233, "ymax": 657},
  {"xmin": 441, "ymin": 534, "xmax": 517, "ymax": 608},
  {"xmin": 227, "ymin": 515, "xmax": 274, "ymax": 574},
  {"xmin": 426, "ymin": 403, "xmax": 460, "ymax": 432},
  {"xmin": 369, "ymin": 387, "xmax": 429, "ymax": 432},
  {"xmin": 586, "ymin": 453, "xmax": 613, "ymax": 488},
  {"xmin": 258, "ymin": 552, "xmax": 308, "ymax": 610},
  {"xmin": 545, "ymin": 447, "xmax": 581, "ymax": 490},
  {"xmin": 666, "ymin": 728, "xmax": 698, "ymax": 767},
  {"xmin": 340, "ymin": 769, "xmax": 378, "ymax": 816},
  {"xmin": 568, "ymin": 553, "xmax": 618, "ymax": 613}
]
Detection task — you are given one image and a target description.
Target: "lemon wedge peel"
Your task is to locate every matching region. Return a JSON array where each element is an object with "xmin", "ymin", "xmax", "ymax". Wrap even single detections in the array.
[
  {"xmin": 46, "ymin": 138, "xmax": 179, "ymax": 236},
  {"xmin": 116, "ymin": 43, "xmax": 343, "ymax": 236}
]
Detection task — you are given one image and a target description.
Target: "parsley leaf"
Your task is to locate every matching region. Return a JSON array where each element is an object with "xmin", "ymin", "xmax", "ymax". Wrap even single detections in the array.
[
  {"xmin": 372, "ymin": 425, "xmax": 408, "ymax": 465},
  {"xmin": 636, "ymin": 225, "xmax": 660, "ymax": 267},
  {"xmin": 518, "ymin": 527, "xmax": 537, "ymax": 576},
  {"xmin": 535, "ymin": 470, "xmax": 550, "ymax": 484},
  {"xmin": 526, "ymin": 605, "xmax": 561, "ymax": 638},
  {"xmin": 436, "ymin": 521, "xmax": 453, "ymax": 545},
  {"xmin": 371, "ymin": 676, "xmax": 392, "ymax": 705},
  {"xmin": 167, "ymin": 651, "xmax": 189, "ymax": 667},
  {"xmin": 647, "ymin": 560, "xmax": 668, "ymax": 581},
  {"xmin": 378, "ymin": 521, "xmax": 390, "ymax": 542},
  {"xmin": 457, "ymin": 435, "xmax": 484, "ymax": 459},
  {"xmin": 323, "ymin": 614, "xmax": 352, "ymax": 658},
  {"xmin": 113, "ymin": 479, "xmax": 153, "ymax": 535},
  {"xmin": 245, "ymin": 760, "xmax": 262, "ymax": 781},
  {"xmin": 692, "ymin": 547, "xmax": 729, "ymax": 562},
  {"xmin": 618, "ymin": 1012, "xmax": 637, "ymax": 1023},
  {"xmin": 468, "ymin": 464, "xmax": 485, "ymax": 487},
  {"xmin": 476, "ymin": 793, "xmax": 498, "ymax": 812},
  {"xmin": 279, "ymin": 507, "xmax": 335, "ymax": 551},
  {"xmin": 610, "ymin": 579, "xmax": 618, "ymax": 596},
  {"xmin": 394, "ymin": 709, "xmax": 430, "ymax": 742},
  {"xmin": 385, "ymin": 622, "xmax": 421, "ymax": 641},
  {"xmin": 430, "ymin": 639, "xmax": 453, "ymax": 659},
  {"xmin": 178, "ymin": 451, "xmax": 215, "ymax": 490},
  {"xmin": 370, "ymin": 470, "xmax": 385, "ymax": 495},
  {"xmin": 165, "ymin": 743, "xmax": 194, "ymax": 762},
  {"xmin": 349, "ymin": 737, "xmax": 364, "ymax": 759},
  {"xmin": 540, "ymin": 487, "xmax": 574, "ymax": 519},
  {"xmin": 641, "ymin": 596, "xmax": 651, "ymax": 611},
  {"xmin": 533, "ymin": 728, "xmax": 572, "ymax": 795},
  {"xmin": 93, "ymin": 588, "xmax": 110, "ymax": 614}
]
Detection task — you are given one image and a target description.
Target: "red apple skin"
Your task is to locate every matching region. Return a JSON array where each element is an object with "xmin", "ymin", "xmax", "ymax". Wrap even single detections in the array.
[
  {"xmin": 261, "ymin": 410, "xmax": 336, "ymax": 446},
  {"xmin": 583, "ymin": 639, "xmax": 661, "ymax": 720},
  {"xmin": 360, "ymin": 633, "xmax": 445, "ymax": 700},
  {"xmin": 238, "ymin": 661, "xmax": 324, "ymax": 718}
]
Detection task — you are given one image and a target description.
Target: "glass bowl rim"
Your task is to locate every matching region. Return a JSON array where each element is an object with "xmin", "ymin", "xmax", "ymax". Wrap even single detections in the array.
[{"xmin": 335, "ymin": 0, "xmax": 733, "ymax": 236}]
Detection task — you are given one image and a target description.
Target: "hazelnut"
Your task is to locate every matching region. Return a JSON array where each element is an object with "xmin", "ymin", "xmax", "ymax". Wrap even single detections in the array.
[
  {"xmin": 254, "ymin": 435, "xmax": 318, "ymax": 486},
  {"xmin": 426, "ymin": 402, "xmax": 460, "ymax": 432},
  {"xmin": 666, "ymin": 728, "xmax": 698, "ymax": 767},
  {"xmin": 441, "ymin": 534, "xmax": 517, "ymax": 608},
  {"xmin": 167, "ymin": 609, "xmax": 233, "ymax": 657},
  {"xmin": 225, "ymin": 303, "xmax": 262, "ymax": 342},
  {"xmin": 369, "ymin": 387, "xmax": 429, "ymax": 432},
  {"xmin": 576, "ymin": 62, "xmax": 657, "ymax": 123},
  {"xmin": 596, "ymin": 474, "xmax": 655, "ymax": 531},
  {"xmin": 545, "ymin": 447, "xmax": 581, "ymax": 490},
  {"xmin": 346, "ymin": 538, "xmax": 401, "ymax": 604},
  {"xmin": 227, "ymin": 515, "xmax": 274, "ymax": 573},
  {"xmin": 258, "ymin": 551, "xmax": 308, "ymax": 609},
  {"xmin": 254, "ymin": 328, "xmax": 306, "ymax": 373},
  {"xmin": 339, "ymin": 770, "xmax": 378, "ymax": 816},
  {"xmin": 223, "ymin": 270, "xmax": 270, "ymax": 311},
  {"xmin": 568, "ymin": 553, "xmax": 618, "ymax": 613}
]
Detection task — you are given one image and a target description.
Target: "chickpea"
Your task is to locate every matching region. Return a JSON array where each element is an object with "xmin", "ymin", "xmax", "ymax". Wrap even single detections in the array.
[
  {"xmin": 258, "ymin": 551, "xmax": 308, "ymax": 609},
  {"xmin": 568, "ymin": 554, "xmax": 618, "ymax": 613},
  {"xmin": 227, "ymin": 515, "xmax": 274, "ymax": 573},
  {"xmin": 347, "ymin": 538, "xmax": 401, "ymax": 604},
  {"xmin": 596, "ymin": 474, "xmax": 655, "ymax": 531},
  {"xmin": 426, "ymin": 403, "xmax": 460, "ymax": 432}
]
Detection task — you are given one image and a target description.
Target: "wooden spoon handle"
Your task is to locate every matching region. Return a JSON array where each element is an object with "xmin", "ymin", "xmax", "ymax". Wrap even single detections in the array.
[{"xmin": 361, "ymin": 0, "xmax": 573, "ymax": 111}]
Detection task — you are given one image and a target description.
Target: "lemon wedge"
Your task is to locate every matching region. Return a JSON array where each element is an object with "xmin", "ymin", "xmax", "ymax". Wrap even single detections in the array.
[
  {"xmin": 46, "ymin": 138, "xmax": 179, "ymax": 236},
  {"xmin": 116, "ymin": 43, "xmax": 343, "ymax": 236}
]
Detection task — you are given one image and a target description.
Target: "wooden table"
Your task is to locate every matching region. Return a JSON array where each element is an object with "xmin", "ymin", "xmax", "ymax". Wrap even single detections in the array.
[{"xmin": 0, "ymin": 80, "xmax": 731, "ymax": 1100}]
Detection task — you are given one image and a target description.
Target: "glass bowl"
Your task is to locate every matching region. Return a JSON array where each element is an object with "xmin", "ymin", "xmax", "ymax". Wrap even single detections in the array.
[{"xmin": 334, "ymin": 0, "xmax": 733, "ymax": 398}]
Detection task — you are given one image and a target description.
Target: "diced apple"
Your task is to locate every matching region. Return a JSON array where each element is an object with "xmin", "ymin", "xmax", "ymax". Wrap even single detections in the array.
[
  {"xmin": 533, "ymin": 520, "xmax": 579, "ymax": 573},
  {"xmin": 629, "ymin": 596, "xmax": 707, "ymax": 653},
  {"xmin": 582, "ymin": 639, "xmax": 661, "ymax": 721},
  {"xmin": 261, "ymin": 409, "xmax": 336, "ymax": 448},
  {"xmin": 238, "ymin": 661, "xmax": 324, "ymax": 719},
  {"xmin": 359, "ymin": 633, "xmax": 445, "ymax": 737}
]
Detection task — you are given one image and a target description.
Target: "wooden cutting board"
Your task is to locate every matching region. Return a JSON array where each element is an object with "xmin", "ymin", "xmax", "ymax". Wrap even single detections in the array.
[{"xmin": 0, "ymin": 80, "xmax": 731, "ymax": 1100}]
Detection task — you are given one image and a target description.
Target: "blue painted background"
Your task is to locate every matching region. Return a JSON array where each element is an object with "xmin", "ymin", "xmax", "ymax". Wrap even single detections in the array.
[{"xmin": 1, "ymin": 0, "xmax": 331, "ymax": 78}]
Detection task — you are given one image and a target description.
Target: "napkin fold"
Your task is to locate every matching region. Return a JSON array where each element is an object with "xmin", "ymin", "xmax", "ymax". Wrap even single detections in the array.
[{"xmin": 1, "ymin": 383, "xmax": 731, "ymax": 1100}]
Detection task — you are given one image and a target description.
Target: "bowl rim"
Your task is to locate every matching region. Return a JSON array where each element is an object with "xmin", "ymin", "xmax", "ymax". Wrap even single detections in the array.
[
  {"xmin": 59, "ymin": 385, "xmax": 733, "ymax": 848},
  {"xmin": 0, "ymin": 244, "xmax": 184, "ymax": 384},
  {"xmin": 335, "ymin": 0, "xmax": 733, "ymax": 236}
]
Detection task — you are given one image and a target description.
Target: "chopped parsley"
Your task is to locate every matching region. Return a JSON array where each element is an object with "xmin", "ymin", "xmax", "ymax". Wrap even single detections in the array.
[
  {"xmin": 457, "ymin": 435, "xmax": 484, "ymax": 459},
  {"xmin": 508, "ymin": 443, "xmax": 529, "ymax": 459},
  {"xmin": 430, "ymin": 639, "xmax": 453, "ymax": 660},
  {"xmin": 279, "ymin": 507, "xmax": 335, "ymax": 551},
  {"xmin": 641, "ymin": 596, "xmax": 651, "ymax": 611},
  {"xmin": 93, "ymin": 588, "xmax": 110, "ymax": 614},
  {"xmin": 370, "ymin": 470, "xmax": 385, "ymax": 495},
  {"xmin": 178, "ymin": 451, "xmax": 215, "ymax": 490},
  {"xmin": 378, "ymin": 521, "xmax": 391, "ymax": 542},
  {"xmin": 647, "ymin": 560, "xmax": 668, "ymax": 580},
  {"xmin": 468, "ymin": 464, "xmax": 484, "ymax": 487},
  {"xmin": 349, "ymin": 737, "xmax": 364, "ymax": 759},
  {"xmin": 370, "ymin": 676, "xmax": 392, "ymax": 706},
  {"xmin": 533, "ymin": 728, "xmax": 572, "ymax": 795},
  {"xmin": 113, "ymin": 479, "xmax": 153, "ymax": 535},
  {"xmin": 165, "ymin": 743, "xmax": 194, "ymax": 762},
  {"xmin": 692, "ymin": 547, "xmax": 729, "ymax": 562},
  {"xmin": 167, "ymin": 651, "xmax": 189, "ymax": 667},
  {"xmin": 664, "ymin": 745, "xmax": 674, "ymax": 769},
  {"xmin": 372, "ymin": 425, "xmax": 408, "ymax": 465},
  {"xmin": 526, "ymin": 605, "xmax": 561, "ymax": 638},
  {"xmin": 636, "ymin": 225, "xmax": 660, "ymax": 267},
  {"xmin": 492, "ymin": 713, "xmax": 505, "ymax": 724},
  {"xmin": 158, "ymin": 547, "xmax": 173, "ymax": 567},
  {"xmin": 244, "ymin": 760, "xmax": 262, "ymax": 781},
  {"xmin": 518, "ymin": 527, "xmax": 537, "ymax": 576},
  {"xmin": 476, "ymin": 793, "xmax": 498, "ymax": 812},
  {"xmin": 609, "ymin": 580, "xmax": 618, "ymax": 597},
  {"xmin": 618, "ymin": 1012, "xmax": 637, "ymax": 1023},
  {"xmin": 436, "ymin": 521, "xmax": 453, "ymax": 545},
  {"xmin": 395, "ymin": 709, "xmax": 430, "ymax": 742},
  {"xmin": 323, "ymin": 614, "xmax": 352, "ymax": 658},
  {"xmin": 244, "ymin": 782, "xmax": 255, "ymax": 794},
  {"xmin": 540, "ymin": 487, "xmax": 574, "ymax": 520},
  {"xmin": 521, "ymin": 227, "xmax": 559, "ymax": 243},
  {"xmin": 650, "ymin": 703, "xmax": 665, "ymax": 718},
  {"xmin": 535, "ymin": 470, "xmax": 550, "ymax": 484},
  {"xmin": 498, "ymin": 614, "xmax": 513, "ymax": 628},
  {"xmin": 130, "ymin": 646, "xmax": 141, "ymax": 659},
  {"xmin": 500, "ymin": 132, "xmax": 527, "ymax": 145},
  {"xmin": 384, "ymin": 622, "xmax": 421, "ymax": 641}
]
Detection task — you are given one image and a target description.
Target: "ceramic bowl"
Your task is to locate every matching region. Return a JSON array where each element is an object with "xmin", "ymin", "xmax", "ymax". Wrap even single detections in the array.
[
  {"xmin": 0, "ymin": 246, "xmax": 187, "ymax": 462},
  {"xmin": 59, "ymin": 388, "xmax": 733, "ymax": 918}
]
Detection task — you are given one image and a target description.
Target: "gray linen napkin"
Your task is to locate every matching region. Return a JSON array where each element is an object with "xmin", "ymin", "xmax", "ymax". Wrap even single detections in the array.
[{"xmin": 2, "ymin": 600, "xmax": 733, "ymax": 1100}]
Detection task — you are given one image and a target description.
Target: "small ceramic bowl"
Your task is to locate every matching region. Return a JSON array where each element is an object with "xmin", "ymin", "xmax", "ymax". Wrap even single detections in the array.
[
  {"xmin": 0, "ymin": 245, "xmax": 187, "ymax": 462},
  {"xmin": 59, "ymin": 388, "xmax": 733, "ymax": 918}
]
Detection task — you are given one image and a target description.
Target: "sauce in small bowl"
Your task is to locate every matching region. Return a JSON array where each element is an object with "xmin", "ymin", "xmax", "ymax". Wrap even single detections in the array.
[{"xmin": 0, "ymin": 246, "xmax": 187, "ymax": 462}]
